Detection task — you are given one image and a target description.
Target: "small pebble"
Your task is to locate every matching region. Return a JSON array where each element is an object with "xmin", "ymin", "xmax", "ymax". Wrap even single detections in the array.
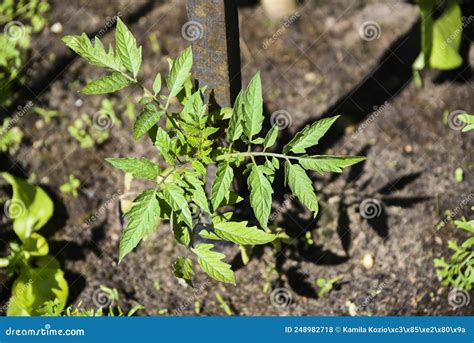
[
  {"xmin": 74, "ymin": 99, "xmax": 83, "ymax": 107},
  {"xmin": 404, "ymin": 144, "xmax": 413, "ymax": 154},
  {"xmin": 50, "ymin": 22, "xmax": 63, "ymax": 34},
  {"xmin": 435, "ymin": 236, "xmax": 442, "ymax": 245},
  {"xmin": 304, "ymin": 72, "xmax": 318, "ymax": 83},
  {"xmin": 35, "ymin": 120, "xmax": 44, "ymax": 130},
  {"xmin": 362, "ymin": 254, "xmax": 374, "ymax": 270}
]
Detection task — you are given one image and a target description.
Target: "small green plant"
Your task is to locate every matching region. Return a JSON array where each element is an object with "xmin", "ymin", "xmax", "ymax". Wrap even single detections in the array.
[
  {"xmin": 63, "ymin": 19, "xmax": 364, "ymax": 285},
  {"xmin": 315, "ymin": 276, "xmax": 341, "ymax": 298},
  {"xmin": 434, "ymin": 209, "xmax": 474, "ymax": 290},
  {"xmin": 0, "ymin": 0, "xmax": 49, "ymax": 106},
  {"xmin": 215, "ymin": 292, "xmax": 233, "ymax": 315},
  {"xmin": 413, "ymin": 0, "xmax": 464, "ymax": 86},
  {"xmin": 0, "ymin": 173, "xmax": 68, "ymax": 315},
  {"xmin": 60, "ymin": 174, "xmax": 80, "ymax": 198},
  {"xmin": 39, "ymin": 286, "xmax": 144, "ymax": 317},
  {"xmin": 458, "ymin": 113, "xmax": 474, "ymax": 132},
  {"xmin": 33, "ymin": 107, "xmax": 59, "ymax": 124},
  {"xmin": 68, "ymin": 113, "xmax": 109, "ymax": 148},
  {"xmin": 0, "ymin": 118, "xmax": 23, "ymax": 154}
]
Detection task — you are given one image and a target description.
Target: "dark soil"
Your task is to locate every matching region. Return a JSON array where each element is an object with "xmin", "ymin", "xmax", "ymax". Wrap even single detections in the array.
[{"xmin": 0, "ymin": 0, "xmax": 473, "ymax": 316}]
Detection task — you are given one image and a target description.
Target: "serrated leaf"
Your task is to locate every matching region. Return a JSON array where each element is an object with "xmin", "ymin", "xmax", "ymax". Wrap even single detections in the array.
[
  {"xmin": 171, "ymin": 213, "xmax": 190, "ymax": 246},
  {"xmin": 167, "ymin": 47, "xmax": 193, "ymax": 98},
  {"xmin": 298, "ymin": 156, "xmax": 366, "ymax": 174},
  {"xmin": 116, "ymin": 18, "xmax": 142, "ymax": 78},
  {"xmin": 184, "ymin": 174, "xmax": 210, "ymax": 214},
  {"xmin": 62, "ymin": 33, "xmax": 121, "ymax": 71},
  {"xmin": 242, "ymin": 72, "xmax": 264, "ymax": 139},
  {"xmin": 172, "ymin": 257, "xmax": 195, "ymax": 287},
  {"xmin": 154, "ymin": 127, "xmax": 174, "ymax": 164},
  {"xmin": 248, "ymin": 164, "xmax": 273, "ymax": 228},
  {"xmin": 214, "ymin": 221, "xmax": 275, "ymax": 245},
  {"xmin": 227, "ymin": 92, "xmax": 244, "ymax": 142},
  {"xmin": 81, "ymin": 72, "xmax": 131, "ymax": 94},
  {"xmin": 120, "ymin": 190, "xmax": 160, "ymax": 261},
  {"xmin": 211, "ymin": 163, "xmax": 234, "ymax": 211},
  {"xmin": 153, "ymin": 73, "xmax": 162, "ymax": 96},
  {"xmin": 283, "ymin": 116, "xmax": 339, "ymax": 154},
  {"xmin": 133, "ymin": 104, "xmax": 164, "ymax": 140},
  {"xmin": 199, "ymin": 229, "xmax": 221, "ymax": 240},
  {"xmin": 162, "ymin": 184, "xmax": 193, "ymax": 227},
  {"xmin": 192, "ymin": 244, "xmax": 235, "ymax": 284},
  {"xmin": 285, "ymin": 161, "xmax": 318, "ymax": 216},
  {"xmin": 263, "ymin": 125, "xmax": 278, "ymax": 149},
  {"xmin": 105, "ymin": 157, "xmax": 160, "ymax": 180}
]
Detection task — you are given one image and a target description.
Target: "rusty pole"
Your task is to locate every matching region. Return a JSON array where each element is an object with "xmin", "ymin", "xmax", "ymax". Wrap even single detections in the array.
[{"xmin": 185, "ymin": 0, "xmax": 242, "ymax": 108}]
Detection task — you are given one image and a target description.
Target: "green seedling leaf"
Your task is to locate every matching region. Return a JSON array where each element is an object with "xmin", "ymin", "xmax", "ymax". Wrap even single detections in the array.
[
  {"xmin": 106, "ymin": 157, "xmax": 160, "ymax": 180},
  {"xmin": 192, "ymin": 244, "xmax": 235, "ymax": 284},
  {"xmin": 213, "ymin": 221, "xmax": 276, "ymax": 245},
  {"xmin": 248, "ymin": 164, "xmax": 273, "ymax": 228},
  {"xmin": 172, "ymin": 256, "xmax": 195, "ymax": 287},
  {"xmin": 116, "ymin": 18, "xmax": 142, "ymax": 78},
  {"xmin": 167, "ymin": 47, "xmax": 193, "ymax": 98},
  {"xmin": 81, "ymin": 73, "xmax": 131, "ymax": 94},
  {"xmin": 211, "ymin": 163, "xmax": 234, "ymax": 211},
  {"xmin": 285, "ymin": 161, "xmax": 318, "ymax": 216},
  {"xmin": 134, "ymin": 104, "xmax": 164, "ymax": 140},
  {"xmin": 283, "ymin": 116, "xmax": 339, "ymax": 154},
  {"xmin": 120, "ymin": 190, "xmax": 160, "ymax": 261}
]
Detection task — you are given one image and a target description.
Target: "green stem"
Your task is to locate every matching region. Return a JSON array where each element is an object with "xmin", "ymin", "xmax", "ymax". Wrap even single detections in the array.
[{"xmin": 216, "ymin": 151, "xmax": 298, "ymax": 162}]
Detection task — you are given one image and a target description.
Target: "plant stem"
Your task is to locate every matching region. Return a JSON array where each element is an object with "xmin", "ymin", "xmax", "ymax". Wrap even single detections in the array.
[{"xmin": 216, "ymin": 151, "xmax": 299, "ymax": 162}]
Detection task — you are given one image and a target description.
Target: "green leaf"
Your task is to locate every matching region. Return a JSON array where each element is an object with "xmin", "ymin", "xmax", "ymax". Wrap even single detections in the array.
[
  {"xmin": 116, "ymin": 18, "xmax": 142, "ymax": 78},
  {"xmin": 283, "ymin": 116, "xmax": 339, "ymax": 154},
  {"xmin": 133, "ymin": 104, "xmax": 164, "ymax": 140},
  {"xmin": 1, "ymin": 173, "xmax": 54, "ymax": 241},
  {"xmin": 192, "ymin": 244, "xmax": 235, "ymax": 284},
  {"xmin": 106, "ymin": 157, "xmax": 160, "ymax": 180},
  {"xmin": 162, "ymin": 184, "xmax": 193, "ymax": 227},
  {"xmin": 153, "ymin": 72, "xmax": 162, "ymax": 96},
  {"xmin": 214, "ymin": 221, "xmax": 275, "ymax": 245},
  {"xmin": 211, "ymin": 163, "xmax": 234, "ymax": 211},
  {"xmin": 248, "ymin": 164, "xmax": 273, "ymax": 228},
  {"xmin": 227, "ymin": 92, "xmax": 244, "ymax": 142},
  {"xmin": 172, "ymin": 256, "xmax": 195, "ymax": 287},
  {"xmin": 184, "ymin": 174, "xmax": 210, "ymax": 214},
  {"xmin": 62, "ymin": 33, "xmax": 121, "ymax": 71},
  {"xmin": 298, "ymin": 156, "xmax": 366, "ymax": 174},
  {"xmin": 429, "ymin": 3, "xmax": 463, "ymax": 70},
  {"xmin": 154, "ymin": 127, "xmax": 174, "ymax": 164},
  {"xmin": 242, "ymin": 72, "xmax": 264, "ymax": 140},
  {"xmin": 171, "ymin": 213, "xmax": 191, "ymax": 246},
  {"xmin": 285, "ymin": 161, "xmax": 318, "ymax": 216},
  {"xmin": 22, "ymin": 233, "xmax": 49, "ymax": 257},
  {"xmin": 459, "ymin": 114, "xmax": 474, "ymax": 132},
  {"xmin": 7, "ymin": 257, "xmax": 68, "ymax": 316},
  {"xmin": 119, "ymin": 190, "xmax": 160, "ymax": 261},
  {"xmin": 81, "ymin": 73, "xmax": 131, "ymax": 94},
  {"xmin": 167, "ymin": 47, "xmax": 193, "ymax": 98},
  {"xmin": 263, "ymin": 125, "xmax": 278, "ymax": 149}
]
